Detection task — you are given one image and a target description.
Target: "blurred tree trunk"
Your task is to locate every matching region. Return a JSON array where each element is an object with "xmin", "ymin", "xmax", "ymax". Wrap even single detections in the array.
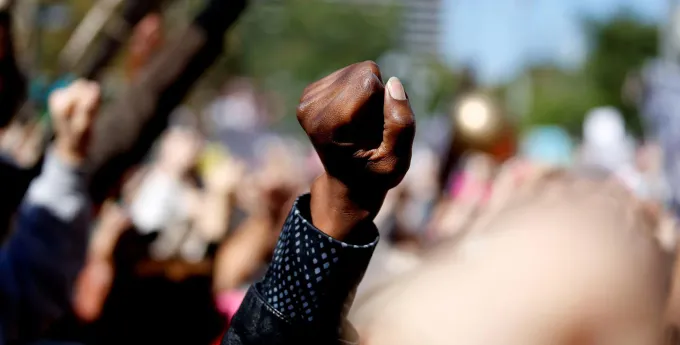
[{"xmin": 86, "ymin": 0, "xmax": 247, "ymax": 205}]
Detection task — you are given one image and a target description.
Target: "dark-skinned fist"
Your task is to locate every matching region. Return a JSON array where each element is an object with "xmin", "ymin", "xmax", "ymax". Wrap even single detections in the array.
[{"xmin": 297, "ymin": 61, "xmax": 416, "ymax": 240}]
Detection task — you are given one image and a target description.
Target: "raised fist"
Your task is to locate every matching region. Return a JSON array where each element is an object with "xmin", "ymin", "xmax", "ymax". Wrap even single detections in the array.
[
  {"xmin": 48, "ymin": 80, "xmax": 101, "ymax": 165},
  {"xmin": 297, "ymin": 61, "xmax": 415, "ymax": 193},
  {"xmin": 298, "ymin": 61, "xmax": 415, "ymax": 239}
]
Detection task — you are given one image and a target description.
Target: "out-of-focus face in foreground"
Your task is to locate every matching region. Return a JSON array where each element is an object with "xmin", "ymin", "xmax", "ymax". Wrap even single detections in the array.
[{"xmin": 355, "ymin": 164, "xmax": 671, "ymax": 345}]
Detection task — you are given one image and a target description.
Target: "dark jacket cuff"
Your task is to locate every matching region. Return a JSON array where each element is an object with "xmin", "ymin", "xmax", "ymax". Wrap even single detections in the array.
[
  {"xmin": 225, "ymin": 286, "xmax": 360, "ymax": 345},
  {"xmin": 258, "ymin": 194, "xmax": 378, "ymax": 324}
]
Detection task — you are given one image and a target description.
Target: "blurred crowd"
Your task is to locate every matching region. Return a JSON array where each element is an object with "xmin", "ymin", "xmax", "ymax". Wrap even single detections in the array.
[{"xmin": 4, "ymin": 1, "xmax": 680, "ymax": 345}]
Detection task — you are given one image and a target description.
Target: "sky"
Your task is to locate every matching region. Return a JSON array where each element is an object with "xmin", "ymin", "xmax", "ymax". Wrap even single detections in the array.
[{"xmin": 442, "ymin": 0, "xmax": 668, "ymax": 85}]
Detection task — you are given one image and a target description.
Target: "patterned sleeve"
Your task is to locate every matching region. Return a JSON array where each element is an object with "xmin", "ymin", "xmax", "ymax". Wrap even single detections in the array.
[{"xmin": 258, "ymin": 194, "xmax": 379, "ymax": 324}]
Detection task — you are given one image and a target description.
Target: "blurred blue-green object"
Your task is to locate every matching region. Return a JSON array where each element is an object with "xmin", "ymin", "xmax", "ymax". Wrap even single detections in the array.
[
  {"xmin": 520, "ymin": 126, "xmax": 574, "ymax": 166},
  {"xmin": 29, "ymin": 74, "xmax": 77, "ymax": 116},
  {"xmin": 49, "ymin": 75, "xmax": 77, "ymax": 92}
]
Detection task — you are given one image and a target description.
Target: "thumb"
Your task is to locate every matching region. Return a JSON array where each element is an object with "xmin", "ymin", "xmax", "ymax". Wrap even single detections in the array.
[{"xmin": 382, "ymin": 77, "xmax": 415, "ymax": 159}]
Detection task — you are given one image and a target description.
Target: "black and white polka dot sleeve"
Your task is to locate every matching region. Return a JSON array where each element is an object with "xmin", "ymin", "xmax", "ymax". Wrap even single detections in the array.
[{"xmin": 258, "ymin": 194, "xmax": 379, "ymax": 324}]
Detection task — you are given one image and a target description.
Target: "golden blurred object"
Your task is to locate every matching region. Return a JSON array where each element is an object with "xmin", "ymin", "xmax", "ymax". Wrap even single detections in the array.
[
  {"xmin": 455, "ymin": 95, "xmax": 495, "ymax": 135},
  {"xmin": 439, "ymin": 93, "xmax": 516, "ymax": 192},
  {"xmin": 451, "ymin": 94, "xmax": 514, "ymax": 157}
]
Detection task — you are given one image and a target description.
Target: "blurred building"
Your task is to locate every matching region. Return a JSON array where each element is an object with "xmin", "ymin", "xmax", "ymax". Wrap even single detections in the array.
[
  {"xmin": 260, "ymin": 0, "xmax": 443, "ymax": 57},
  {"xmin": 347, "ymin": 0, "xmax": 442, "ymax": 56},
  {"xmin": 397, "ymin": 0, "xmax": 442, "ymax": 56}
]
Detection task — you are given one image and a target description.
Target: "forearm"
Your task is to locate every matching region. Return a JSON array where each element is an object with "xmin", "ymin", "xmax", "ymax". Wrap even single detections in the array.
[
  {"xmin": 0, "ymin": 150, "xmax": 91, "ymax": 339},
  {"xmin": 213, "ymin": 217, "xmax": 270, "ymax": 292},
  {"xmin": 310, "ymin": 174, "xmax": 386, "ymax": 243},
  {"xmin": 224, "ymin": 192, "xmax": 378, "ymax": 345}
]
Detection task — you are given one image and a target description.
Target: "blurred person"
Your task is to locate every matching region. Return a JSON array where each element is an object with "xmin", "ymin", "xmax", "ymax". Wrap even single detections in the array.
[
  {"xmin": 351, "ymin": 162, "xmax": 672, "ymax": 345},
  {"xmin": 0, "ymin": 120, "xmax": 37, "ymax": 166},
  {"xmin": 0, "ymin": 3, "xmax": 37, "ymax": 236},
  {"xmin": 634, "ymin": 143, "xmax": 671, "ymax": 205},
  {"xmin": 212, "ymin": 138, "xmax": 306, "ymax": 319},
  {"xmin": 392, "ymin": 145, "xmax": 440, "ymax": 242},
  {"xmin": 198, "ymin": 154, "xmax": 246, "ymax": 250},
  {"xmin": 73, "ymin": 202, "xmax": 131, "ymax": 323},
  {"xmin": 578, "ymin": 107, "xmax": 656, "ymax": 200},
  {"xmin": 0, "ymin": 0, "xmax": 245, "ymax": 247},
  {"xmin": 579, "ymin": 107, "xmax": 636, "ymax": 174},
  {"xmin": 127, "ymin": 126, "xmax": 205, "ymax": 260},
  {"xmin": 640, "ymin": 59, "xmax": 680, "ymax": 218},
  {"xmin": 427, "ymin": 152, "xmax": 497, "ymax": 242},
  {"xmin": 59, "ymin": 127, "xmax": 242, "ymax": 345},
  {"xmin": 217, "ymin": 61, "xmax": 415, "ymax": 344},
  {"xmin": 0, "ymin": 2, "xmax": 25, "ymax": 128},
  {"xmin": 85, "ymin": 0, "xmax": 247, "ymax": 207},
  {"xmin": 207, "ymin": 78, "xmax": 264, "ymax": 133},
  {"xmin": 0, "ymin": 80, "xmax": 100, "ymax": 343},
  {"xmin": 0, "ymin": 119, "xmax": 48, "ymax": 169},
  {"xmin": 72, "ymin": 143, "xmax": 241, "ymax": 322}
]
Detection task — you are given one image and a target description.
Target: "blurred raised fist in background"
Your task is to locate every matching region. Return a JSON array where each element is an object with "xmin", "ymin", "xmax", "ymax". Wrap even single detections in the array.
[{"xmin": 48, "ymin": 80, "xmax": 101, "ymax": 165}]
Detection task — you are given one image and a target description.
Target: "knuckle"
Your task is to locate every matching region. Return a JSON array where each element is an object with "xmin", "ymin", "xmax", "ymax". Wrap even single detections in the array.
[
  {"xmin": 360, "ymin": 72, "xmax": 382, "ymax": 94},
  {"xmin": 296, "ymin": 101, "xmax": 312, "ymax": 123},
  {"xmin": 359, "ymin": 60, "xmax": 380, "ymax": 75},
  {"xmin": 301, "ymin": 84, "xmax": 316, "ymax": 98}
]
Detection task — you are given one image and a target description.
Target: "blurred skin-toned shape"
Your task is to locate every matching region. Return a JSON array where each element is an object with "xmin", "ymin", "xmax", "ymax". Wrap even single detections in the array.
[
  {"xmin": 126, "ymin": 12, "xmax": 164, "ymax": 81},
  {"xmin": 353, "ymin": 164, "xmax": 671, "ymax": 345},
  {"xmin": 428, "ymin": 153, "xmax": 497, "ymax": 241},
  {"xmin": 73, "ymin": 202, "xmax": 131, "ymax": 322},
  {"xmin": 212, "ymin": 143, "xmax": 304, "ymax": 293}
]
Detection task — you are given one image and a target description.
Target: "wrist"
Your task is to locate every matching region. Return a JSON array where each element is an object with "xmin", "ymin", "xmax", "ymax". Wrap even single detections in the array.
[
  {"xmin": 54, "ymin": 141, "xmax": 86, "ymax": 167},
  {"xmin": 310, "ymin": 173, "xmax": 386, "ymax": 241}
]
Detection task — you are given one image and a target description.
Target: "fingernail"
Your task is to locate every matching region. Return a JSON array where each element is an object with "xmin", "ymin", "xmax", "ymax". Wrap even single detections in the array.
[{"xmin": 387, "ymin": 77, "xmax": 406, "ymax": 101}]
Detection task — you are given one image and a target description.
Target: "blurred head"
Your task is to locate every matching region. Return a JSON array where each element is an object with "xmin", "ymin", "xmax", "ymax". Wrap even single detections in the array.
[
  {"xmin": 156, "ymin": 127, "xmax": 204, "ymax": 176},
  {"xmin": 354, "ymin": 167, "xmax": 671, "ymax": 345}
]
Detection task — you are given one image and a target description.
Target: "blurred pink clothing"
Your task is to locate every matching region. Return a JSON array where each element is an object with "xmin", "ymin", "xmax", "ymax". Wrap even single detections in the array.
[
  {"xmin": 213, "ymin": 289, "xmax": 247, "ymax": 345},
  {"xmin": 449, "ymin": 173, "xmax": 491, "ymax": 204},
  {"xmin": 216, "ymin": 289, "xmax": 247, "ymax": 321}
]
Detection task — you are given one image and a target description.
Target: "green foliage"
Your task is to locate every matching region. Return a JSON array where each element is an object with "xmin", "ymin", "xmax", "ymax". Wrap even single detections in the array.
[
  {"xmin": 38, "ymin": 0, "xmax": 93, "ymax": 77},
  {"xmin": 210, "ymin": 0, "xmax": 401, "ymax": 127},
  {"xmin": 519, "ymin": 11, "xmax": 658, "ymax": 137},
  {"xmin": 584, "ymin": 12, "xmax": 658, "ymax": 134},
  {"xmin": 520, "ymin": 66, "xmax": 603, "ymax": 136},
  {"xmin": 419, "ymin": 57, "xmax": 460, "ymax": 115},
  {"xmin": 29, "ymin": 0, "xmax": 455, "ymax": 128}
]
